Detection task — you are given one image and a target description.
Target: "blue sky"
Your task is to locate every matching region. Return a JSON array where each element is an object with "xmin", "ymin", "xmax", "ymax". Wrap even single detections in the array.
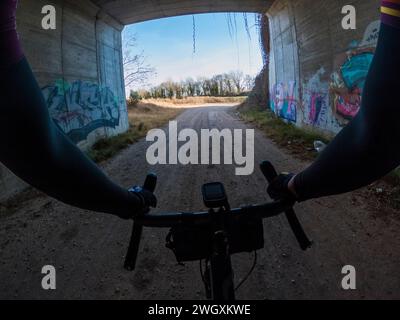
[{"xmin": 122, "ymin": 13, "xmax": 263, "ymax": 91}]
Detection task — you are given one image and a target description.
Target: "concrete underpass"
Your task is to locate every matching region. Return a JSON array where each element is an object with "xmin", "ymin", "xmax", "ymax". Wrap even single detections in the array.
[
  {"xmin": 2, "ymin": 0, "xmax": 398, "ymax": 301},
  {"xmin": 0, "ymin": 0, "xmax": 380, "ymax": 200}
]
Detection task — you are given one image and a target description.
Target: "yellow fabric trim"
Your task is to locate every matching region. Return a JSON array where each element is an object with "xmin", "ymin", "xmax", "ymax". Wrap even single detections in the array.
[{"xmin": 381, "ymin": 6, "xmax": 400, "ymax": 18}]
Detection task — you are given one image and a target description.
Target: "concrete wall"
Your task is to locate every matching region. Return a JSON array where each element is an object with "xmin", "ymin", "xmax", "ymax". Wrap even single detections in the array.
[
  {"xmin": 0, "ymin": 0, "xmax": 128, "ymax": 201},
  {"xmin": 267, "ymin": 0, "xmax": 381, "ymax": 134}
]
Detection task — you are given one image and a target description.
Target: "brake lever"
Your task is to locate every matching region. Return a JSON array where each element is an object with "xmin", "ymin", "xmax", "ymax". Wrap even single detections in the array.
[
  {"xmin": 260, "ymin": 161, "xmax": 312, "ymax": 251},
  {"xmin": 124, "ymin": 173, "xmax": 157, "ymax": 271}
]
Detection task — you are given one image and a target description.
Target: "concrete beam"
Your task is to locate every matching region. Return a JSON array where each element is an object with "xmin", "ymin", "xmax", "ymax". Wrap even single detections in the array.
[{"xmin": 91, "ymin": 0, "xmax": 274, "ymax": 25}]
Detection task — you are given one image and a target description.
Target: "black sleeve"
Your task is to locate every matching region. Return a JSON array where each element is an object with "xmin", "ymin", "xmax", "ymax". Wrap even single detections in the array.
[
  {"xmin": 0, "ymin": 58, "xmax": 141, "ymax": 218},
  {"xmin": 294, "ymin": 23, "xmax": 400, "ymax": 201}
]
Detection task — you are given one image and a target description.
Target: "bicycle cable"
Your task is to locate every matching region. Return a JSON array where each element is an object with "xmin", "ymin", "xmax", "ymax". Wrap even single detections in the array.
[
  {"xmin": 200, "ymin": 259, "xmax": 205, "ymax": 284},
  {"xmin": 234, "ymin": 251, "xmax": 257, "ymax": 292},
  {"xmin": 199, "ymin": 258, "xmax": 209, "ymax": 286}
]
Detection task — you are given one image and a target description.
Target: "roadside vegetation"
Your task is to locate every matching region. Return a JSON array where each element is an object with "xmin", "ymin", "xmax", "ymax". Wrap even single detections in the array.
[
  {"xmin": 143, "ymin": 96, "xmax": 246, "ymax": 107},
  {"xmin": 239, "ymin": 87, "xmax": 400, "ymax": 213},
  {"xmin": 87, "ymin": 102, "xmax": 183, "ymax": 163},
  {"xmin": 130, "ymin": 71, "xmax": 254, "ymax": 101},
  {"xmin": 239, "ymin": 107, "xmax": 331, "ymax": 160}
]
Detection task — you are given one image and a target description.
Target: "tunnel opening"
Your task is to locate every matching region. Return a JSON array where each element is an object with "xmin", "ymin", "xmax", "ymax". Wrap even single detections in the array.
[
  {"xmin": 103, "ymin": 11, "xmax": 268, "ymax": 171},
  {"xmin": 121, "ymin": 12, "xmax": 265, "ymax": 105}
]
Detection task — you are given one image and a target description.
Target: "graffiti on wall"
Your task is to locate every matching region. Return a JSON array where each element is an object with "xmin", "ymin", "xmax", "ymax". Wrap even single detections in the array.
[
  {"xmin": 330, "ymin": 52, "xmax": 373, "ymax": 124},
  {"xmin": 358, "ymin": 20, "xmax": 380, "ymax": 48},
  {"xmin": 330, "ymin": 21, "xmax": 379, "ymax": 126},
  {"xmin": 308, "ymin": 93, "xmax": 328, "ymax": 126},
  {"xmin": 303, "ymin": 67, "xmax": 329, "ymax": 128},
  {"xmin": 270, "ymin": 81, "xmax": 297, "ymax": 122},
  {"xmin": 42, "ymin": 79, "xmax": 121, "ymax": 143}
]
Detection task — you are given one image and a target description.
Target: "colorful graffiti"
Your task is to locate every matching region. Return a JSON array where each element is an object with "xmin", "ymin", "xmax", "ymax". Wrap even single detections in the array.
[
  {"xmin": 308, "ymin": 93, "xmax": 327, "ymax": 126},
  {"xmin": 302, "ymin": 68, "xmax": 330, "ymax": 129},
  {"xmin": 330, "ymin": 21, "xmax": 379, "ymax": 126},
  {"xmin": 331, "ymin": 52, "xmax": 373, "ymax": 123},
  {"xmin": 359, "ymin": 20, "xmax": 380, "ymax": 48},
  {"xmin": 270, "ymin": 81, "xmax": 297, "ymax": 122},
  {"xmin": 42, "ymin": 79, "xmax": 121, "ymax": 143}
]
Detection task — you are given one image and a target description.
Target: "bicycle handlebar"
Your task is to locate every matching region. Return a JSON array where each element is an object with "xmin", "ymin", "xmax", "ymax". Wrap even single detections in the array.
[
  {"xmin": 124, "ymin": 162, "xmax": 312, "ymax": 271},
  {"xmin": 133, "ymin": 200, "xmax": 293, "ymax": 228}
]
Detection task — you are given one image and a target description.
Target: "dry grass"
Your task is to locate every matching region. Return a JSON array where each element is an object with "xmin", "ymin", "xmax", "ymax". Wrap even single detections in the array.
[
  {"xmin": 128, "ymin": 102, "xmax": 183, "ymax": 131},
  {"xmin": 142, "ymin": 96, "xmax": 246, "ymax": 107},
  {"xmin": 87, "ymin": 102, "xmax": 184, "ymax": 163}
]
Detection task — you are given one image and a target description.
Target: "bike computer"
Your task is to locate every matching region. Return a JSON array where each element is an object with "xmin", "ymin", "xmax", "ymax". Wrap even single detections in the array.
[{"xmin": 202, "ymin": 182, "xmax": 228, "ymax": 209}]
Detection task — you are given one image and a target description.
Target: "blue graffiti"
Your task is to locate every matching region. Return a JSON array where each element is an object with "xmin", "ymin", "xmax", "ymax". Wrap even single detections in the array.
[
  {"xmin": 270, "ymin": 81, "xmax": 297, "ymax": 122},
  {"xmin": 42, "ymin": 80, "xmax": 121, "ymax": 143},
  {"xmin": 341, "ymin": 52, "xmax": 374, "ymax": 90}
]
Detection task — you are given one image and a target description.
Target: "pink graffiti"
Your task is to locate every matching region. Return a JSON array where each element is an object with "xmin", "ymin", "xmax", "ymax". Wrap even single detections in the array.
[{"xmin": 334, "ymin": 87, "xmax": 362, "ymax": 120}]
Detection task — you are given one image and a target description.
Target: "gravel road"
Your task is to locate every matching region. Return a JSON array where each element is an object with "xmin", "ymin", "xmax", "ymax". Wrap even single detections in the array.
[{"xmin": 1, "ymin": 105, "xmax": 400, "ymax": 300}]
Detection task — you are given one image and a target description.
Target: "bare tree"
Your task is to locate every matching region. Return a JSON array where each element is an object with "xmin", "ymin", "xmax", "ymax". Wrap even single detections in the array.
[
  {"xmin": 197, "ymin": 77, "xmax": 209, "ymax": 96},
  {"xmin": 137, "ymin": 71, "xmax": 254, "ymax": 99},
  {"xmin": 230, "ymin": 70, "xmax": 245, "ymax": 94},
  {"xmin": 185, "ymin": 78, "xmax": 196, "ymax": 97},
  {"xmin": 123, "ymin": 35, "xmax": 156, "ymax": 90},
  {"xmin": 244, "ymin": 74, "xmax": 255, "ymax": 92},
  {"xmin": 223, "ymin": 73, "xmax": 234, "ymax": 96}
]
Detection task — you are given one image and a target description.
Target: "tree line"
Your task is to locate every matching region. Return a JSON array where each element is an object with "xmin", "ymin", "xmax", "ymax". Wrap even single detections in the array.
[{"xmin": 130, "ymin": 71, "xmax": 255, "ymax": 101}]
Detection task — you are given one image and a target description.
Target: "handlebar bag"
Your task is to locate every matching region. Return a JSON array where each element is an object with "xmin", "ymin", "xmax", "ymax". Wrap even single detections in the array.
[{"xmin": 166, "ymin": 217, "xmax": 264, "ymax": 263}]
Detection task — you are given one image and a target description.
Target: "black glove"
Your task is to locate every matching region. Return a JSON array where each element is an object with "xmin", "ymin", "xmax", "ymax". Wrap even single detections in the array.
[
  {"xmin": 267, "ymin": 173, "xmax": 297, "ymax": 202},
  {"xmin": 128, "ymin": 186, "xmax": 157, "ymax": 215}
]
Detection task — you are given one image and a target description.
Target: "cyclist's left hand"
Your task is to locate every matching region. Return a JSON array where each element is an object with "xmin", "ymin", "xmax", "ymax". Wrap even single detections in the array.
[{"xmin": 129, "ymin": 186, "xmax": 157, "ymax": 215}]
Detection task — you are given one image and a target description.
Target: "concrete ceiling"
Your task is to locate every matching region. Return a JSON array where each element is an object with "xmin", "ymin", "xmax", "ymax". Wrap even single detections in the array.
[{"xmin": 91, "ymin": 0, "xmax": 272, "ymax": 25}]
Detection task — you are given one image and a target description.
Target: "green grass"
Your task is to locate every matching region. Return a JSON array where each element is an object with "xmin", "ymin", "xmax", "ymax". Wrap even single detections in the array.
[
  {"xmin": 86, "ymin": 127, "xmax": 143, "ymax": 163},
  {"xmin": 87, "ymin": 103, "xmax": 183, "ymax": 163},
  {"xmin": 239, "ymin": 108, "xmax": 332, "ymax": 160}
]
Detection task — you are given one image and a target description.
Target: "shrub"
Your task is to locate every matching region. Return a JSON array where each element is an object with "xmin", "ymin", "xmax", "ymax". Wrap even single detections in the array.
[{"xmin": 129, "ymin": 90, "xmax": 142, "ymax": 106}]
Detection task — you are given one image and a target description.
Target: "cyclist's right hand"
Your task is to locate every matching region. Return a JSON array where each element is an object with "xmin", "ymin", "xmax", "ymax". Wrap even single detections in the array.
[{"xmin": 267, "ymin": 172, "xmax": 297, "ymax": 203}]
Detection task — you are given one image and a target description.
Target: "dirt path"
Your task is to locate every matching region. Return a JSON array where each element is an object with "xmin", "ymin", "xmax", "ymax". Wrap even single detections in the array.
[{"xmin": 1, "ymin": 105, "xmax": 400, "ymax": 300}]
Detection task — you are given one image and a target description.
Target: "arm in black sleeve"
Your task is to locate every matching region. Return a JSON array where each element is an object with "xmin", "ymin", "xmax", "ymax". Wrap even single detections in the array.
[
  {"xmin": 294, "ymin": 23, "xmax": 400, "ymax": 201},
  {"xmin": 0, "ymin": 58, "xmax": 144, "ymax": 219}
]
